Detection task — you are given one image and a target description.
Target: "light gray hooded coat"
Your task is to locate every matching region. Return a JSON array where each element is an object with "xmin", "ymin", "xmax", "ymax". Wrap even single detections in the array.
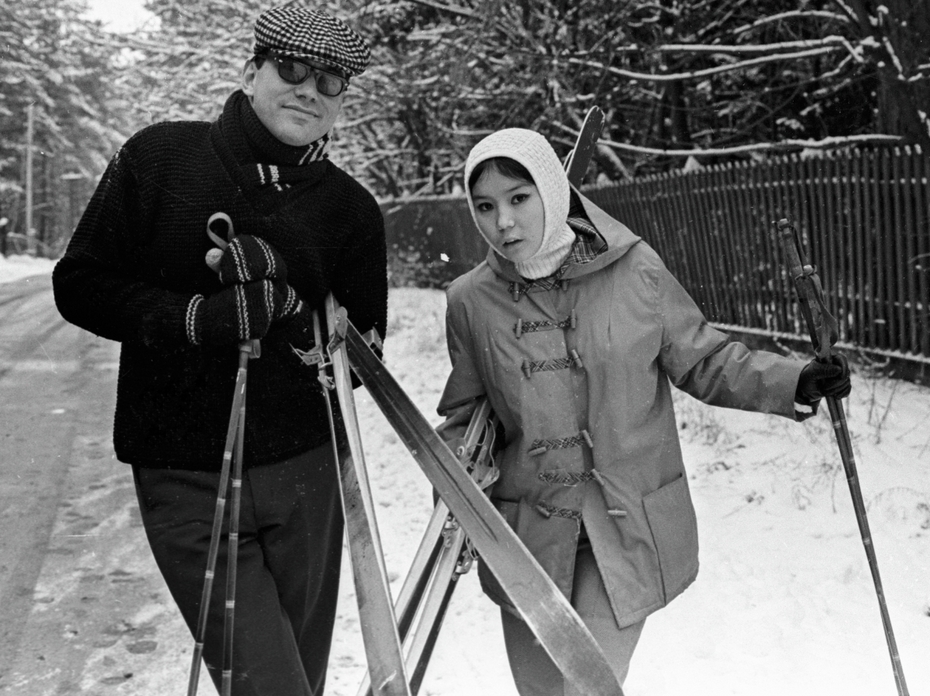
[{"xmin": 439, "ymin": 192, "xmax": 804, "ymax": 628}]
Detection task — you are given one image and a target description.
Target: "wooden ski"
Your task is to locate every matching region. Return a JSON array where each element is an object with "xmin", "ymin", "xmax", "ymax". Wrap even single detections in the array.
[
  {"xmin": 356, "ymin": 400, "xmax": 497, "ymax": 696},
  {"xmin": 313, "ymin": 301, "xmax": 411, "ymax": 696},
  {"xmin": 356, "ymin": 500, "xmax": 467, "ymax": 696},
  {"xmin": 564, "ymin": 105, "xmax": 605, "ymax": 187}
]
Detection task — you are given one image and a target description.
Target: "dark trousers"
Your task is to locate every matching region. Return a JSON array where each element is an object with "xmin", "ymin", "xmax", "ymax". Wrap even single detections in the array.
[{"xmin": 133, "ymin": 443, "xmax": 343, "ymax": 696}]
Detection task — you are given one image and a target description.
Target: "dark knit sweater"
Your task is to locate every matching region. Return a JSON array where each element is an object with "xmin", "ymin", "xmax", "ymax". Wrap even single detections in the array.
[{"xmin": 53, "ymin": 91, "xmax": 387, "ymax": 471}]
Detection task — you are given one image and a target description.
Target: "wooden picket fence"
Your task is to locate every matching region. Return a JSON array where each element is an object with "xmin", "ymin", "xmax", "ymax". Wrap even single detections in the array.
[
  {"xmin": 586, "ymin": 147, "xmax": 930, "ymax": 365},
  {"xmin": 381, "ymin": 146, "xmax": 930, "ymax": 366}
]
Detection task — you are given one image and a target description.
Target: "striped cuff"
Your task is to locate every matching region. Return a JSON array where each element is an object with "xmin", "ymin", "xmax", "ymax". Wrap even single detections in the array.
[
  {"xmin": 794, "ymin": 400, "xmax": 817, "ymax": 421},
  {"xmin": 281, "ymin": 285, "xmax": 303, "ymax": 318},
  {"xmin": 186, "ymin": 294, "xmax": 204, "ymax": 345},
  {"xmin": 255, "ymin": 238, "xmax": 278, "ymax": 278}
]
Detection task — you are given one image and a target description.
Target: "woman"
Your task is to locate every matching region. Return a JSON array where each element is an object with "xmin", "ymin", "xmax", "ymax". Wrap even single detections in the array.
[{"xmin": 437, "ymin": 128, "xmax": 849, "ymax": 694}]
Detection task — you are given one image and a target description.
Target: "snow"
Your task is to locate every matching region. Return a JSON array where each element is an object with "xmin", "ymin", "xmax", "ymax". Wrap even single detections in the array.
[
  {"xmin": 82, "ymin": 0, "xmax": 156, "ymax": 33},
  {"xmin": 0, "ymin": 254, "xmax": 57, "ymax": 285},
  {"xmin": 6, "ymin": 257, "xmax": 928, "ymax": 694},
  {"xmin": 341, "ymin": 288, "xmax": 930, "ymax": 696}
]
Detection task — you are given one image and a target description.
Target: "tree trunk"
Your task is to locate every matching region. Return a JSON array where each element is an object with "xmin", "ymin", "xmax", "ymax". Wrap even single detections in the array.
[{"xmin": 847, "ymin": 0, "xmax": 930, "ymax": 150}]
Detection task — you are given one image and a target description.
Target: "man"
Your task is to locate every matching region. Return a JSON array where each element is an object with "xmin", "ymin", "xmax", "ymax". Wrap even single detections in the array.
[{"xmin": 53, "ymin": 6, "xmax": 385, "ymax": 694}]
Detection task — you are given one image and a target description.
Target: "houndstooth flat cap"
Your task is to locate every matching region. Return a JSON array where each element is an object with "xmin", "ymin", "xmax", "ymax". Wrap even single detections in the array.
[{"xmin": 253, "ymin": 5, "xmax": 371, "ymax": 77}]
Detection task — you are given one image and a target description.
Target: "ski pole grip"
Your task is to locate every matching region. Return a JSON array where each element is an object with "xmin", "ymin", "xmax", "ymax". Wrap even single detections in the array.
[
  {"xmin": 207, "ymin": 212, "xmax": 232, "ymax": 249},
  {"xmin": 775, "ymin": 218, "xmax": 806, "ymax": 281},
  {"xmin": 775, "ymin": 218, "xmax": 837, "ymax": 359},
  {"xmin": 204, "ymin": 212, "xmax": 261, "ymax": 359}
]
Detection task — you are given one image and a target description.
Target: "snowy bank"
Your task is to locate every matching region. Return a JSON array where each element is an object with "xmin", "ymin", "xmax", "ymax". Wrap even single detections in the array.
[{"xmin": 0, "ymin": 254, "xmax": 57, "ymax": 284}]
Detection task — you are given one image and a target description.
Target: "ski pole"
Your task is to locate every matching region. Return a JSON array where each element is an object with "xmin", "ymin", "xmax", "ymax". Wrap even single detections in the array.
[
  {"xmin": 221, "ymin": 370, "xmax": 247, "ymax": 696},
  {"xmin": 187, "ymin": 345, "xmax": 251, "ymax": 696},
  {"xmin": 188, "ymin": 213, "xmax": 257, "ymax": 696},
  {"xmin": 775, "ymin": 218, "xmax": 909, "ymax": 696}
]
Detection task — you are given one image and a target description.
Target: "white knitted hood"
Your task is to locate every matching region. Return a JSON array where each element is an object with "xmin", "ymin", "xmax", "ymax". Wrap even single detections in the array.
[{"xmin": 464, "ymin": 128, "xmax": 575, "ymax": 279}]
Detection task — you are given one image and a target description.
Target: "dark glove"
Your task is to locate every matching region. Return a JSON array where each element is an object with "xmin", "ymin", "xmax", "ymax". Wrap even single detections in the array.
[
  {"xmin": 186, "ymin": 280, "xmax": 280, "ymax": 346},
  {"xmin": 795, "ymin": 354, "xmax": 851, "ymax": 404},
  {"xmin": 216, "ymin": 235, "xmax": 287, "ymax": 286}
]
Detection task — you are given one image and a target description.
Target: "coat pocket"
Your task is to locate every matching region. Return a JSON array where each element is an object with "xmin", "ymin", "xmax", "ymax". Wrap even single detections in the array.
[{"xmin": 642, "ymin": 474, "xmax": 699, "ymax": 603}]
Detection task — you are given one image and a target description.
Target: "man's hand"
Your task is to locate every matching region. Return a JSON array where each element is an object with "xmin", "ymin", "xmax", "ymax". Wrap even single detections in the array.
[
  {"xmin": 186, "ymin": 280, "xmax": 280, "ymax": 346},
  {"xmin": 201, "ymin": 242, "xmax": 314, "ymax": 355},
  {"xmin": 796, "ymin": 353, "xmax": 852, "ymax": 404},
  {"xmin": 215, "ymin": 235, "xmax": 288, "ymax": 285}
]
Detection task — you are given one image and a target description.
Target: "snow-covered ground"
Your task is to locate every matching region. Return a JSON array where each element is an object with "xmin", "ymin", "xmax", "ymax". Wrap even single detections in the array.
[
  {"xmin": 6, "ymin": 256, "xmax": 929, "ymax": 695},
  {"xmin": 0, "ymin": 254, "xmax": 57, "ymax": 284},
  {"xmin": 338, "ymin": 288, "xmax": 930, "ymax": 696}
]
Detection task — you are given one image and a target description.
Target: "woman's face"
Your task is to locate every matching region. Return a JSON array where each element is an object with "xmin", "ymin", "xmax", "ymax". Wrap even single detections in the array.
[{"xmin": 470, "ymin": 167, "xmax": 545, "ymax": 263}]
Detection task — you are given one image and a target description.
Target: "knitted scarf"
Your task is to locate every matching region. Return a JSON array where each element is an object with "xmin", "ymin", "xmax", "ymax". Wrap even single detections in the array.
[{"xmin": 213, "ymin": 90, "xmax": 330, "ymax": 194}]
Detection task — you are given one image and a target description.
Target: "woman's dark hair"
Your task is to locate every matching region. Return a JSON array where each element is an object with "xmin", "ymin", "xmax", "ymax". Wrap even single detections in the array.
[{"xmin": 468, "ymin": 157, "xmax": 534, "ymax": 191}]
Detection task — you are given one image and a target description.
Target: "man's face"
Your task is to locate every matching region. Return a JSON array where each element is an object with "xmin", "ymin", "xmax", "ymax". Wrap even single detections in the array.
[{"xmin": 242, "ymin": 57, "xmax": 345, "ymax": 146}]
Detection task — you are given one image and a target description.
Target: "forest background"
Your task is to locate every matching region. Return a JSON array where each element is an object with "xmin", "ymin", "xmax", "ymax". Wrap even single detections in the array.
[{"xmin": 2, "ymin": 0, "xmax": 930, "ymax": 256}]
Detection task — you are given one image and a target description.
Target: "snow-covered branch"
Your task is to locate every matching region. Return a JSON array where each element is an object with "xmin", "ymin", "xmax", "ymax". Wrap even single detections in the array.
[
  {"xmin": 551, "ymin": 121, "xmax": 902, "ymax": 158},
  {"xmin": 734, "ymin": 10, "xmax": 853, "ymax": 35},
  {"xmin": 653, "ymin": 36, "xmax": 860, "ymax": 58},
  {"xmin": 405, "ymin": 0, "xmax": 476, "ymax": 18},
  {"xmin": 562, "ymin": 46, "xmax": 844, "ymax": 83},
  {"xmin": 602, "ymin": 135, "xmax": 903, "ymax": 157}
]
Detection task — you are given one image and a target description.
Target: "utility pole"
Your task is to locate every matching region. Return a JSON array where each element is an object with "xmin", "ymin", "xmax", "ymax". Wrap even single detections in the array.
[
  {"xmin": 61, "ymin": 172, "xmax": 84, "ymax": 241},
  {"xmin": 25, "ymin": 102, "xmax": 36, "ymax": 256}
]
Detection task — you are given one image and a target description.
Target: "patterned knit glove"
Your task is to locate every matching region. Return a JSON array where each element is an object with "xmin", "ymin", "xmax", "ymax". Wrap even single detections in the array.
[
  {"xmin": 216, "ymin": 235, "xmax": 288, "ymax": 286},
  {"xmin": 276, "ymin": 283, "xmax": 309, "ymax": 323},
  {"xmin": 185, "ymin": 280, "xmax": 279, "ymax": 346}
]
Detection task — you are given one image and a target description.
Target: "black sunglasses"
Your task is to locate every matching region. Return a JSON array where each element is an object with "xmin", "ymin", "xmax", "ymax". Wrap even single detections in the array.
[{"xmin": 262, "ymin": 52, "xmax": 348, "ymax": 97}]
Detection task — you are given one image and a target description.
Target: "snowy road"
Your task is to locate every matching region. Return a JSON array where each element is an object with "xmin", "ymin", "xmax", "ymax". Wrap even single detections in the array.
[{"xmin": 0, "ymin": 276, "xmax": 211, "ymax": 695}]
